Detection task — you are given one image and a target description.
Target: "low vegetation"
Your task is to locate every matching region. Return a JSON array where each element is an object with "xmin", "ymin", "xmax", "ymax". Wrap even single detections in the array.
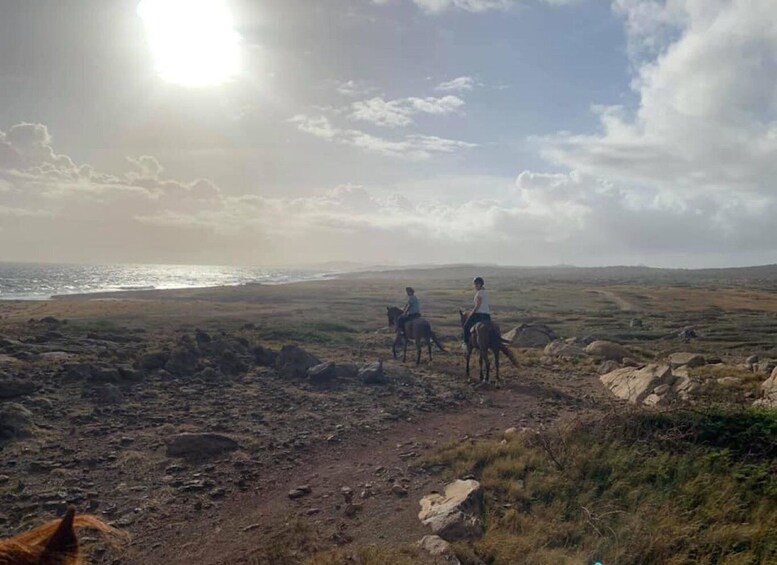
[{"xmin": 424, "ymin": 407, "xmax": 777, "ymax": 565}]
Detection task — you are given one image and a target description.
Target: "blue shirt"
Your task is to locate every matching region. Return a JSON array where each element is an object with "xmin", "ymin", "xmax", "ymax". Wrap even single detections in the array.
[{"xmin": 406, "ymin": 295, "xmax": 420, "ymax": 315}]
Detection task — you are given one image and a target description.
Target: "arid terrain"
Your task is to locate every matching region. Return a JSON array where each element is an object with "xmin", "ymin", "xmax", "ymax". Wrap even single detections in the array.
[{"xmin": 1, "ymin": 266, "xmax": 776, "ymax": 564}]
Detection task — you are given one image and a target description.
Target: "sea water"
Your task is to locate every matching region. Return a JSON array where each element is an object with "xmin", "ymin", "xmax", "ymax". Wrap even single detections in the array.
[{"xmin": 0, "ymin": 262, "xmax": 331, "ymax": 300}]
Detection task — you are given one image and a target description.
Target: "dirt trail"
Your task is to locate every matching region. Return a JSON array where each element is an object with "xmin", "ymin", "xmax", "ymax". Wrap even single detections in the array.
[
  {"xmin": 593, "ymin": 290, "xmax": 638, "ymax": 312},
  {"xmin": 126, "ymin": 370, "xmax": 600, "ymax": 565}
]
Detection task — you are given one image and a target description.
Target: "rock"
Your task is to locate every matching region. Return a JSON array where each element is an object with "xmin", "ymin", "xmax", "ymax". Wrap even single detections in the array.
[
  {"xmin": 503, "ymin": 427, "xmax": 519, "ymax": 439},
  {"xmin": 87, "ymin": 366, "xmax": 121, "ymax": 384},
  {"xmin": 196, "ymin": 367, "xmax": 224, "ymax": 382},
  {"xmin": 673, "ymin": 375, "xmax": 700, "ymax": 400},
  {"xmin": 358, "ymin": 360, "xmax": 386, "ymax": 384},
  {"xmin": 335, "ymin": 363, "xmax": 358, "ymax": 379},
  {"xmin": 138, "ymin": 351, "xmax": 169, "ymax": 371},
  {"xmin": 94, "ymin": 384, "xmax": 123, "ymax": 405},
  {"xmin": 716, "ymin": 377, "xmax": 741, "ymax": 386},
  {"xmin": 288, "ymin": 485, "xmax": 311, "ymax": 499},
  {"xmin": 502, "ymin": 324, "xmax": 557, "ymax": 348},
  {"xmin": 753, "ymin": 367, "xmax": 777, "ymax": 408},
  {"xmin": 622, "ymin": 357, "xmax": 641, "ymax": 367},
  {"xmin": 166, "ymin": 433, "xmax": 239, "ymax": 458},
  {"xmin": 418, "ymin": 479, "xmax": 483, "ymax": 541},
  {"xmin": 0, "ymin": 403, "xmax": 36, "ymax": 442},
  {"xmin": 417, "ymin": 535, "xmax": 458, "ymax": 561},
  {"xmin": 678, "ymin": 326, "xmax": 697, "ymax": 342},
  {"xmin": 654, "ymin": 384, "xmax": 671, "ymax": 395},
  {"xmin": 276, "ymin": 345, "xmax": 321, "ymax": 379},
  {"xmin": 753, "ymin": 360, "xmax": 777, "ymax": 375},
  {"xmin": 745, "ymin": 355, "xmax": 759, "ymax": 366},
  {"xmin": 391, "ymin": 484, "xmax": 408, "ymax": 497},
  {"xmin": 629, "ymin": 318, "xmax": 644, "ymax": 328},
  {"xmin": 643, "ymin": 392, "xmax": 672, "ymax": 407},
  {"xmin": 164, "ymin": 347, "xmax": 199, "ymax": 377},
  {"xmin": 0, "ymin": 377, "xmax": 37, "ymax": 399},
  {"xmin": 253, "ymin": 345, "xmax": 278, "ymax": 367},
  {"xmin": 117, "ymin": 365, "xmax": 145, "ymax": 382},
  {"xmin": 307, "ymin": 362, "xmax": 337, "ymax": 384},
  {"xmin": 707, "ymin": 356, "xmax": 723, "ymax": 365},
  {"xmin": 668, "ymin": 352, "xmax": 706, "ymax": 369},
  {"xmin": 543, "ymin": 340, "xmax": 586, "ymax": 360},
  {"xmin": 597, "ymin": 360, "xmax": 621, "ymax": 375},
  {"xmin": 599, "ymin": 364, "xmax": 673, "ymax": 404},
  {"xmin": 218, "ymin": 350, "xmax": 248, "ymax": 375},
  {"xmin": 585, "ymin": 340, "xmax": 630, "ymax": 362},
  {"xmin": 195, "ymin": 329, "xmax": 212, "ymax": 345}
]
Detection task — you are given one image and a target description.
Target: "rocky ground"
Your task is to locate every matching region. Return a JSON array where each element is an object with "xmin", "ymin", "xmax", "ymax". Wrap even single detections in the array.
[{"xmin": 1, "ymin": 271, "xmax": 776, "ymax": 563}]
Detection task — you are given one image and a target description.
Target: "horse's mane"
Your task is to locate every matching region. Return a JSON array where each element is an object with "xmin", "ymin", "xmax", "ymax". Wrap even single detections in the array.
[{"xmin": 0, "ymin": 508, "xmax": 125, "ymax": 565}]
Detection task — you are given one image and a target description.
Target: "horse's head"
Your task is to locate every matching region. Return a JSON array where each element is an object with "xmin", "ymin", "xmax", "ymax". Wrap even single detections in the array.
[
  {"xmin": 459, "ymin": 309, "xmax": 467, "ymax": 327},
  {"xmin": 0, "ymin": 507, "xmax": 124, "ymax": 565},
  {"xmin": 386, "ymin": 306, "xmax": 400, "ymax": 327}
]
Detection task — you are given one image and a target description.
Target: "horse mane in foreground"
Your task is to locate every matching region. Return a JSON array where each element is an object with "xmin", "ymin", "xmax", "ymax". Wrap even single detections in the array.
[{"xmin": 0, "ymin": 507, "xmax": 124, "ymax": 565}]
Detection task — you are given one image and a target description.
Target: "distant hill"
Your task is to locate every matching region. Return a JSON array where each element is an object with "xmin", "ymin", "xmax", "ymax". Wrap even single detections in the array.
[{"xmin": 340, "ymin": 263, "xmax": 777, "ymax": 287}]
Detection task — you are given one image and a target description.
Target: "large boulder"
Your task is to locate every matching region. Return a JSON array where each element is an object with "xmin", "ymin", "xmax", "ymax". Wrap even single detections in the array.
[
  {"xmin": 585, "ymin": 340, "xmax": 630, "ymax": 362},
  {"xmin": 166, "ymin": 433, "xmax": 239, "ymax": 458},
  {"xmin": 599, "ymin": 364, "xmax": 673, "ymax": 404},
  {"xmin": 418, "ymin": 479, "xmax": 483, "ymax": 541},
  {"xmin": 503, "ymin": 324, "xmax": 557, "ymax": 348},
  {"xmin": 544, "ymin": 340, "xmax": 586, "ymax": 360},
  {"xmin": 137, "ymin": 351, "xmax": 169, "ymax": 371},
  {"xmin": 164, "ymin": 347, "xmax": 199, "ymax": 377},
  {"xmin": 276, "ymin": 345, "xmax": 321, "ymax": 379},
  {"xmin": 253, "ymin": 345, "xmax": 278, "ymax": 367},
  {"xmin": 0, "ymin": 403, "xmax": 36, "ymax": 443},
  {"xmin": 307, "ymin": 362, "xmax": 337, "ymax": 384},
  {"xmin": 358, "ymin": 360, "xmax": 386, "ymax": 384},
  {"xmin": 0, "ymin": 377, "xmax": 37, "ymax": 399},
  {"xmin": 668, "ymin": 352, "xmax": 706, "ymax": 369},
  {"xmin": 754, "ymin": 367, "xmax": 777, "ymax": 408}
]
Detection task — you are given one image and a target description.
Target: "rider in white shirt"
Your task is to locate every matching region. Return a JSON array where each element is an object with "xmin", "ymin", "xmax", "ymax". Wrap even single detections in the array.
[{"xmin": 463, "ymin": 276, "xmax": 491, "ymax": 342}]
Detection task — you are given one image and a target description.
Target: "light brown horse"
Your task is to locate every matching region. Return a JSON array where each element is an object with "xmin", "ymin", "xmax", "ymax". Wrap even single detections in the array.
[
  {"xmin": 0, "ymin": 507, "xmax": 123, "ymax": 565},
  {"xmin": 387, "ymin": 306, "xmax": 446, "ymax": 364},
  {"xmin": 459, "ymin": 310, "xmax": 519, "ymax": 387}
]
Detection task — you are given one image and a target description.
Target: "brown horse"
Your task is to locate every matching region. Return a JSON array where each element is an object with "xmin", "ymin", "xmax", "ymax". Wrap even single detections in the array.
[
  {"xmin": 0, "ymin": 506, "xmax": 124, "ymax": 565},
  {"xmin": 386, "ymin": 306, "xmax": 446, "ymax": 364},
  {"xmin": 459, "ymin": 310, "xmax": 519, "ymax": 387}
]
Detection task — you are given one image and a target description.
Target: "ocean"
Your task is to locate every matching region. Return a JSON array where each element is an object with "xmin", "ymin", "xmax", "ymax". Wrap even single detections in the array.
[{"xmin": 0, "ymin": 262, "xmax": 333, "ymax": 300}]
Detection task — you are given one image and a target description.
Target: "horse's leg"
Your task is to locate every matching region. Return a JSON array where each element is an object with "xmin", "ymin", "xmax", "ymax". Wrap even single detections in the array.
[
  {"xmin": 494, "ymin": 346, "xmax": 501, "ymax": 388},
  {"xmin": 416, "ymin": 338, "xmax": 422, "ymax": 365},
  {"xmin": 392, "ymin": 333, "xmax": 400, "ymax": 359},
  {"xmin": 403, "ymin": 333, "xmax": 408, "ymax": 362},
  {"xmin": 465, "ymin": 345, "xmax": 471, "ymax": 378},
  {"xmin": 427, "ymin": 334, "xmax": 432, "ymax": 362}
]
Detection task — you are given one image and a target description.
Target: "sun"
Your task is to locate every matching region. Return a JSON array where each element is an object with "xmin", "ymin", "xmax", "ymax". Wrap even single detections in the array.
[{"xmin": 137, "ymin": 0, "xmax": 240, "ymax": 87}]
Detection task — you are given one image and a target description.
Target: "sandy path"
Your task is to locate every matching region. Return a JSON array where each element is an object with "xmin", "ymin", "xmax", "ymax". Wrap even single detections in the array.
[{"xmin": 126, "ymin": 370, "xmax": 598, "ymax": 565}]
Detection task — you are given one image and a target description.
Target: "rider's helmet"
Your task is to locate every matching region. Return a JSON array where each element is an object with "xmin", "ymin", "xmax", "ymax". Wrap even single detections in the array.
[{"xmin": 473, "ymin": 276, "xmax": 484, "ymax": 286}]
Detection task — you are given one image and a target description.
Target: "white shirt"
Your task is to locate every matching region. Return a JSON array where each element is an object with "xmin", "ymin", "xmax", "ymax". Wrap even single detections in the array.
[{"xmin": 474, "ymin": 288, "xmax": 490, "ymax": 314}]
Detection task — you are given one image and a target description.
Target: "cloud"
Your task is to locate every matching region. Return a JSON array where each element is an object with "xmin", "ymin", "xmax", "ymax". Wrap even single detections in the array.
[
  {"xmin": 435, "ymin": 76, "xmax": 476, "ymax": 92},
  {"xmin": 349, "ymin": 95, "xmax": 465, "ymax": 127},
  {"xmin": 372, "ymin": 0, "xmax": 578, "ymax": 13},
  {"xmin": 289, "ymin": 114, "xmax": 476, "ymax": 160},
  {"xmin": 543, "ymin": 0, "xmax": 777, "ymax": 199},
  {"xmin": 335, "ymin": 80, "xmax": 377, "ymax": 97}
]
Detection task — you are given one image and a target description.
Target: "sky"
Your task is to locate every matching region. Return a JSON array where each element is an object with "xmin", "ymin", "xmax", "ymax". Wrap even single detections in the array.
[{"xmin": 0, "ymin": 0, "xmax": 775, "ymax": 268}]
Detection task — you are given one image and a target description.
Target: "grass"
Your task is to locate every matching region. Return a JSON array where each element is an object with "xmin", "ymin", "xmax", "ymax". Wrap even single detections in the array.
[{"xmin": 423, "ymin": 407, "xmax": 777, "ymax": 565}]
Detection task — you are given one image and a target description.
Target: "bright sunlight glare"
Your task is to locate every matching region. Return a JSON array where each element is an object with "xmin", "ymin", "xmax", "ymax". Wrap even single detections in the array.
[{"xmin": 137, "ymin": 0, "xmax": 240, "ymax": 87}]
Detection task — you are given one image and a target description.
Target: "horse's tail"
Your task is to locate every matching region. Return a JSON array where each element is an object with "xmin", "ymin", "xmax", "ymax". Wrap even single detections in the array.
[
  {"xmin": 430, "ymin": 331, "xmax": 446, "ymax": 352},
  {"xmin": 500, "ymin": 342, "xmax": 520, "ymax": 368}
]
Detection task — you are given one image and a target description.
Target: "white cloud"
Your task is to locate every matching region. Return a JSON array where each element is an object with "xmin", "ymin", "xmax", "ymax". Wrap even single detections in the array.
[
  {"xmin": 335, "ymin": 79, "xmax": 377, "ymax": 97},
  {"xmin": 435, "ymin": 76, "xmax": 476, "ymax": 92},
  {"xmin": 290, "ymin": 114, "xmax": 476, "ymax": 160},
  {"xmin": 543, "ymin": 0, "xmax": 777, "ymax": 198},
  {"xmin": 349, "ymin": 95, "xmax": 465, "ymax": 128},
  {"xmin": 372, "ymin": 0, "xmax": 578, "ymax": 13}
]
